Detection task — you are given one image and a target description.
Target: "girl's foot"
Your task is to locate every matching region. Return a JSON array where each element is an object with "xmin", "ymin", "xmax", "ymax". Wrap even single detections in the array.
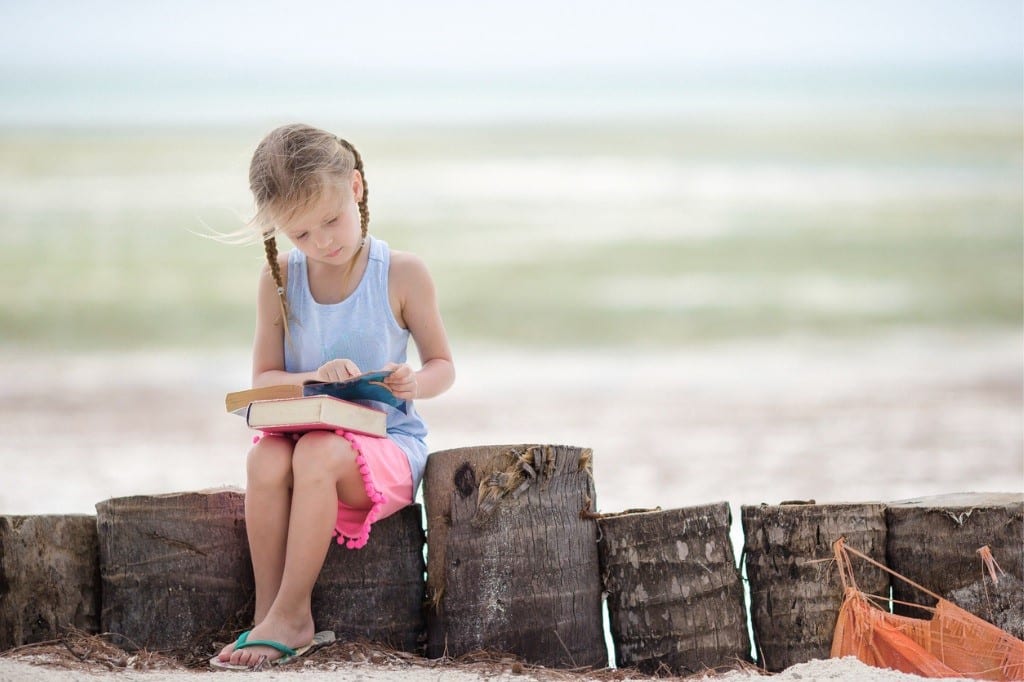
[
  {"xmin": 221, "ymin": 616, "xmax": 315, "ymax": 668},
  {"xmin": 213, "ymin": 606, "xmax": 272, "ymax": 662},
  {"xmin": 214, "ymin": 629, "xmax": 250, "ymax": 664}
]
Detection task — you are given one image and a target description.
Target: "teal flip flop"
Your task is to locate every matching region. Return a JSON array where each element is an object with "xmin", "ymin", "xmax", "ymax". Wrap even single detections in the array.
[
  {"xmin": 235, "ymin": 637, "xmax": 299, "ymax": 669},
  {"xmin": 209, "ymin": 629, "xmax": 335, "ymax": 671}
]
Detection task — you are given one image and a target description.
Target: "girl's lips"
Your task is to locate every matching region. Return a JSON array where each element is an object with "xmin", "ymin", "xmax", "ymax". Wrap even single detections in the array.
[{"xmin": 326, "ymin": 246, "xmax": 343, "ymax": 258}]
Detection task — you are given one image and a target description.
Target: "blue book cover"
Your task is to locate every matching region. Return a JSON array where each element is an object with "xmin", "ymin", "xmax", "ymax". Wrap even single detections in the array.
[{"xmin": 302, "ymin": 370, "xmax": 403, "ymax": 408}]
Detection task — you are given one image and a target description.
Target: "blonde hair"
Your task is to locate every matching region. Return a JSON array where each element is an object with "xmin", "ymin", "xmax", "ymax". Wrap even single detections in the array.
[{"xmin": 248, "ymin": 123, "xmax": 370, "ymax": 328}]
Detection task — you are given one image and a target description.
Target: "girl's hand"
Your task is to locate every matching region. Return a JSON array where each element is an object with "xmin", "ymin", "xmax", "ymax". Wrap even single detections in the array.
[
  {"xmin": 316, "ymin": 358, "xmax": 361, "ymax": 383},
  {"xmin": 381, "ymin": 362, "xmax": 417, "ymax": 400}
]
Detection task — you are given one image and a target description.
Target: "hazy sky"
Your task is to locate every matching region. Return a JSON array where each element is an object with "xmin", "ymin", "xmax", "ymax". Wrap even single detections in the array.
[{"xmin": 2, "ymin": 0, "xmax": 1021, "ymax": 76}]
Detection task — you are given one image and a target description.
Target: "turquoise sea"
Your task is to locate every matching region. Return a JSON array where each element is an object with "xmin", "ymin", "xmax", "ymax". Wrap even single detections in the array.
[
  {"xmin": 1, "ymin": 64, "xmax": 1021, "ymax": 127},
  {"xmin": 0, "ymin": 64, "xmax": 1021, "ymax": 350}
]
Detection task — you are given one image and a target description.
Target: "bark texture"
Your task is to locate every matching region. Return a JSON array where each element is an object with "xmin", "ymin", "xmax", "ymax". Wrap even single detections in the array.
[
  {"xmin": 312, "ymin": 504, "xmax": 426, "ymax": 652},
  {"xmin": 0, "ymin": 515, "xmax": 100, "ymax": 650},
  {"xmin": 423, "ymin": 444, "xmax": 606, "ymax": 668},
  {"xmin": 95, "ymin": 489, "xmax": 253, "ymax": 652},
  {"xmin": 886, "ymin": 492, "xmax": 1023, "ymax": 616},
  {"xmin": 741, "ymin": 502, "xmax": 888, "ymax": 672},
  {"xmin": 598, "ymin": 503, "xmax": 750, "ymax": 675},
  {"xmin": 946, "ymin": 574, "xmax": 1024, "ymax": 639}
]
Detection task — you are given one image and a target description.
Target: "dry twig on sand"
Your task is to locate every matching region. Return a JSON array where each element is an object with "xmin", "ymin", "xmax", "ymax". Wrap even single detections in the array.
[
  {"xmin": 2, "ymin": 631, "xmax": 764, "ymax": 680},
  {"xmin": 0, "ymin": 628, "xmax": 180, "ymax": 672}
]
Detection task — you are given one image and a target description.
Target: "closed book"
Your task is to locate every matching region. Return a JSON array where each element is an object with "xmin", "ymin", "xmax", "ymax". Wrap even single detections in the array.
[
  {"xmin": 226, "ymin": 385, "xmax": 303, "ymax": 414},
  {"xmin": 246, "ymin": 395, "xmax": 387, "ymax": 437}
]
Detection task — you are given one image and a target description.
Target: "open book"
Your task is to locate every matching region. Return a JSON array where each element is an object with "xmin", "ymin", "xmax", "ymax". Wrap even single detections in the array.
[{"xmin": 225, "ymin": 370, "xmax": 399, "ymax": 415}]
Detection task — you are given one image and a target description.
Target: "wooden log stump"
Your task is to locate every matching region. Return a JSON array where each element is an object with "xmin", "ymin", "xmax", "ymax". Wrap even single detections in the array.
[
  {"xmin": 597, "ymin": 503, "xmax": 750, "ymax": 675},
  {"xmin": 741, "ymin": 502, "xmax": 888, "ymax": 672},
  {"xmin": 423, "ymin": 444, "xmax": 607, "ymax": 668},
  {"xmin": 0, "ymin": 515, "xmax": 100, "ymax": 650},
  {"xmin": 312, "ymin": 504, "xmax": 426, "ymax": 652},
  {"xmin": 96, "ymin": 489, "xmax": 253, "ymax": 652},
  {"xmin": 886, "ymin": 492, "xmax": 1023, "ymax": 616}
]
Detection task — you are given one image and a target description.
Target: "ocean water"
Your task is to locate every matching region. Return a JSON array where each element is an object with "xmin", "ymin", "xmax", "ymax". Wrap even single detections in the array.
[
  {"xmin": 1, "ymin": 64, "xmax": 1020, "ymax": 128},
  {"xmin": 0, "ymin": 63, "xmax": 1021, "ymax": 350}
]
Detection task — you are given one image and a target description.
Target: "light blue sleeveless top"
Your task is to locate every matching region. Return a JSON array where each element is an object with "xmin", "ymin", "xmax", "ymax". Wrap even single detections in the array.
[{"xmin": 284, "ymin": 237, "xmax": 429, "ymax": 491}]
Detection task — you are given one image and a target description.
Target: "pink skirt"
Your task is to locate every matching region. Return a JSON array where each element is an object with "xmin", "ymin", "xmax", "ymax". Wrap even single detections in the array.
[
  {"xmin": 332, "ymin": 430, "xmax": 414, "ymax": 549},
  {"xmin": 253, "ymin": 430, "xmax": 414, "ymax": 550}
]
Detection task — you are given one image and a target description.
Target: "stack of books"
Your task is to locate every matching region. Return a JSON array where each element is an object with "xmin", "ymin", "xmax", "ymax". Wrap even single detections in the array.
[{"xmin": 226, "ymin": 370, "xmax": 398, "ymax": 438}]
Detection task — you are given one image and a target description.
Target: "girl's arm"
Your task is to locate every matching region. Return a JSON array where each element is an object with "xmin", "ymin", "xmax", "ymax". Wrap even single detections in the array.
[
  {"xmin": 250, "ymin": 260, "xmax": 319, "ymax": 387},
  {"xmin": 388, "ymin": 251, "xmax": 455, "ymax": 400}
]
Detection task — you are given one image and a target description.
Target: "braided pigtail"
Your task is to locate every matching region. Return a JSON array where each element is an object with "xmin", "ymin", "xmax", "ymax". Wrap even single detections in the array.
[
  {"xmin": 337, "ymin": 138, "xmax": 369, "ymax": 241},
  {"xmin": 263, "ymin": 233, "xmax": 291, "ymax": 345}
]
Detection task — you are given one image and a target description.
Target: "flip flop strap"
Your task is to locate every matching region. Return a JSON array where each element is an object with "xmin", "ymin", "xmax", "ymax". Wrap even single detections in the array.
[{"xmin": 234, "ymin": 639, "xmax": 298, "ymax": 657}]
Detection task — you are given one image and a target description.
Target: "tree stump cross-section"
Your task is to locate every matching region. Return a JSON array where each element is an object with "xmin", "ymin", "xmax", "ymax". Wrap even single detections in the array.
[
  {"xmin": 741, "ymin": 502, "xmax": 889, "ymax": 672},
  {"xmin": 886, "ymin": 492, "xmax": 1024, "ymax": 616},
  {"xmin": 0, "ymin": 514, "xmax": 100, "ymax": 650},
  {"xmin": 95, "ymin": 489, "xmax": 253, "ymax": 652},
  {"xmin": 424, "ymin": 444, "xmax": 607, "ymax": 668},
  {"xmin": 598, "ymin": 502, "xmax": 750, "ymax": 675}
]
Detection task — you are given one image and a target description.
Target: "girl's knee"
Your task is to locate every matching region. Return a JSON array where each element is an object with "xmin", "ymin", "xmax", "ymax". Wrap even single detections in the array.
[
  {"xmin": 246, "ymin": 435, "xmax": 294, "ymax": 487},
  {"xmin": 292, "ymin": 432, "xmax": 357, "ymax": 479}
]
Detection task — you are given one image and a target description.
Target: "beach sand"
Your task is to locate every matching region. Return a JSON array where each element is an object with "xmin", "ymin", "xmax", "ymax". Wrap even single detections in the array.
[
  {"xmin": 2, "ymin": 330, "xmax": 1019, "ymax": 516},
  {"xmin": 0, "ymin": 652, "xmax": 993, "ymax": 681},
  {"xmin": 0, "ymin": 330, "xmax": 1021, "ymax": 681}
]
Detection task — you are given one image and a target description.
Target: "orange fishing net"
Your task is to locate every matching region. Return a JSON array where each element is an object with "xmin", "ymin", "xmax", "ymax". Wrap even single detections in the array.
[{"xmin": 830, "ymin": 539, "xmax": 1024, "ymax": 680}]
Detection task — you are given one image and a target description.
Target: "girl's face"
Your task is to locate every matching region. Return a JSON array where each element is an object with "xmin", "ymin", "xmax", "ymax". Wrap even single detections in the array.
[{"xmin": 279, "ymin": 173, "xmax": 363, "ymax": 266}]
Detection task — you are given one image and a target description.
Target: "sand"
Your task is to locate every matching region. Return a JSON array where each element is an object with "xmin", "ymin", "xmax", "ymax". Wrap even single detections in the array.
[
  {"xmin": 0, "ymin": 330, "xmax": 1021, "ymax": 681},
  {"xmin": 0, "ymin": 655, "xmax": 989, "ymax": 681},
  {"xmin": 2, "ymin": 330, "xmax": 1019, "ymax": 517}
]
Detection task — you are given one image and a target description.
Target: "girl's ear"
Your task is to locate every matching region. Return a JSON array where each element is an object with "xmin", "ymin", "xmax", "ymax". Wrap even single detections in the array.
[{"xmin": 351, "ymin": 170, "xmax": 364, "ymax": 202}]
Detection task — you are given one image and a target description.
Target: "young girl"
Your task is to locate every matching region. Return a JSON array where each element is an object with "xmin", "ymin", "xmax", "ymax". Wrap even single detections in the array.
[{"xmin": 212, "ymin": 123, "xmax": 455, "ymax": 670}]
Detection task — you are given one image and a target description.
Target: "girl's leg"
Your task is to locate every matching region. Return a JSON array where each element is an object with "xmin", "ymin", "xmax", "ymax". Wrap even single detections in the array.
[
  {"xmin": 216, "ymin": 435, "xmax": 294, "ymax": 662},
  {"xmin": 245, "ymin": 436, "xmax": 295, "ymax": 622},
  {"xmin": 228, "ymin": 431, "xmax": 370, "ymax": 668}
]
